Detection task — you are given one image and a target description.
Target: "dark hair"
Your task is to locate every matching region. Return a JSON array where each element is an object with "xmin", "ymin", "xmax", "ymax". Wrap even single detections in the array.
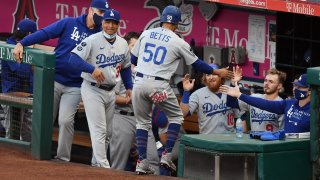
[
  {"xmin": 123, "ymin": 32, "xmax": 140, "ymax": 43},
  {"xmin": 12, "ymin": 30, "xmax": 29, "ymax": 42}
]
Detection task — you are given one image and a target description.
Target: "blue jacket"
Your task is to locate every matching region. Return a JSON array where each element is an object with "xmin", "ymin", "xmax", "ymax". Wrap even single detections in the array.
[
  {"xmin": 239, "ymin": 94, "xmax": 310, "ymax": 133},
  {"xmin": 20, "ymin": 14, "xmax": 101, "ymax": 87},
  {"xmin": 1, "ymin": 37, "xmax": 33, "ymax": 93}
]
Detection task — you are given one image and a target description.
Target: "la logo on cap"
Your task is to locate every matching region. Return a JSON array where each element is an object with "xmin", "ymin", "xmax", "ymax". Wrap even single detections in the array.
[
  {"xmin": 110, "ymin": 11, "xmax": 114, "ymax": 17},
  {"xmin": 105, "ymin": 2, "xmax": 109, "ymax": 9}
]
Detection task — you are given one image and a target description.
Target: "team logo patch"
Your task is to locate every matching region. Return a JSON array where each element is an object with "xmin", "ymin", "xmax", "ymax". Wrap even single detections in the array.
[
  {"xmin": 77, "ymin": 46, "xmax": 83, "ymax": 51},
  {"xmin": 106, "ymin": 2, "xmax": 109, "ymax": 9},
  {"xmin": 81, "ymin": 42, "xmax": 87, "ymax": 47}
]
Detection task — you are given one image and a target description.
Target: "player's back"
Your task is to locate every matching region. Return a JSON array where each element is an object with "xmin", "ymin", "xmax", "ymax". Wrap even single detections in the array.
[{"xmin": 133, "ymin": 27, "xmax": 197, "ymax": 80}]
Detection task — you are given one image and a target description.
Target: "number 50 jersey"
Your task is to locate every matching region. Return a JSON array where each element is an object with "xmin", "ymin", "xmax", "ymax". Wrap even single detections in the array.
[{"xmin": 131, "ymin": 27, "xmax": 198, "ymax": 80}]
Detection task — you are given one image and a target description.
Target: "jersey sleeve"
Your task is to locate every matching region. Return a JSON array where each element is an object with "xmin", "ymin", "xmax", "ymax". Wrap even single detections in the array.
[
  {"xmin": 42, "ymin": 18, "xmax": 71, "ymax": 39},
  {"xmin": 189, "ymin": 92, "xmax": 199, "ymax": 114},
  {"xmin": 71, "ymin": 37, "xmax": 92, "ymax": 61},
  {"xmin": 239, "ymin": 94, "xmax": 286, "ymax": 114},
  {"xmin": 178, "ymin": 40, "xmax": 198, "ymax": 65},
  {"xmin": 238, "ymin": 99, "xmax": 250, "ymax": 111}
]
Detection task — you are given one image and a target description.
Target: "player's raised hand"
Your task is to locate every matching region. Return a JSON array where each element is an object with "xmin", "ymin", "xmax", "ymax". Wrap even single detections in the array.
[
  {"xmin": 91, "ymin": 68, "xmax": 105, "ymax": 83},
  {"xmin": 219, "ymin": 83, "xmax": 242, "ymax": 98},
  {"xmin": 182, "ymin": 74, "xmax": 195, "ymax": 91},
  {"xmin": 214, "ymin": 68, "xmax": 234, "ymax": 79},
  {"xmin": 13, "ymin": 43, "xmax": 24, "ymax": 64},
  {"xmin": 231, "ymin": 65, "xmax": 242, "ymax": 85},
  {"xmin": 125, "ymin": 89, "xmax": 132, "ymax": 104}
]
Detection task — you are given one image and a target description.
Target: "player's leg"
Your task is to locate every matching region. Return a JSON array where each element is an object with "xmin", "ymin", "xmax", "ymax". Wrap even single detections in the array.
[
  {"xmin": 52, "ymin": 82, "xmax": 62, "ymax": 124},
  {"xmin": 20, "ymin": 108, "xmax": 32, "ymax": 142},
  {"xmin": 104, "ymin": 92, "xmax": 115, "ymax": 165},
  {"xmin": 132, "ymin": 81, "xmax": 154, "ymax": 174},
  {"xmin": 110, "ymin": 114, "xmax": 136, "ymax": 170},
  {"xmin": 156, "ymin": 82, "xmax": 184, "ymax": 174},
  {"xmin": 147, "ymin": 130, "xmax": 160, "ymax": 175},
  {"xmin": 55, "ymin": 83, "xmax": 81, "ymax": 161},
  {"xmin": 81, "ymin": 82, "xmax": 112, "ymax": 168},
  {"xmin": 2, "ymin": 105, "xmax": 11, "ymax": 138},
  {"xmin": 0, "ymin": 105, "xmax": 6, "ymax": 137}
]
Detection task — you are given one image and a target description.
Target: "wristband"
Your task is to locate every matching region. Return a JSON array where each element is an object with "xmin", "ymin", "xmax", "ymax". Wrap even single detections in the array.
[{"xmin": 182, "ymin": 91, "xmax": 190, "ymax": 104}]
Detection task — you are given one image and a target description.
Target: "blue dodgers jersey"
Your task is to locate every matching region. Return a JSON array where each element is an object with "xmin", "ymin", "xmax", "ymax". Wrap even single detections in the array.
[
  {"xmin": 283, "ymin": 100, "xmax": 310, "ymax": 133},
  {"xmin": 22, "ymin": 14, "xmax": 101, "ymax": 87},
  {"xmin": 1, "ymin": 37, "xmax": 33, "ymax": 93}
]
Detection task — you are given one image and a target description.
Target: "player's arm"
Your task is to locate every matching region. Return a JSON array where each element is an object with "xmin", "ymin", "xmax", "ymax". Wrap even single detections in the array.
[
  {"xmin": 68, "ymin": 53, "xmax": 95, "ymax": 73},
  {"xmin": 180, "ymin": 74, "xmax": 195, "ymax": 117},
  {"xmin": 120, "ymin": 66, "xmax": 133, "ymax": 104},
  {"xmin": 116, "ymin": 95, "xmax": 130, "ymax": 105},
  {"xmin": 14, "ymin": 19, "xmax": 69, "ymax": 62},
  {"xmin": 191, "ymin": 59, "xmax": 234, "ymax": 79},
  {"xmin": 220, "ymin": 84, "xmax": 286, "ymax": 114},
  {"xmin": 131, "ymin": 54, "xmax": 138, "ymax": 66}
]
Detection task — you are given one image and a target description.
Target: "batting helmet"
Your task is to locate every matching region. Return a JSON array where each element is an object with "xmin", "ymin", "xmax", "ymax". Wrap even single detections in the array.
[
  {"xmin": 103, "ymin": 9, "xmax": 120, "ymax": 22},
  {"xmin": 160, "ymin": 5, "xmax": 181, "ymax": 25}
]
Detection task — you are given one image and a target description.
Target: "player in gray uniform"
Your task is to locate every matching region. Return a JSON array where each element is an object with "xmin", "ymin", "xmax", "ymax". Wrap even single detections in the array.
[
  {"xmin": 180, "ymin": 64, "xmax": 240, "ymax": 134},
  {"xmin": 131, "ymin": 5, "xmax": 233, "ymax": 175},
  {"xmin": 238, "ymin": 68, "xmax": 286, "ymax": 132},
  {"xmin": 69, "ymin": 9, "xmax": 132, "ymax": 168},
  {"xmin": 13, "ymin": 0, "xmax": 109, "ymax": 162},
  {"xmin": 109, "ymin": 32, "xmax": 160, "ymax": 174}
]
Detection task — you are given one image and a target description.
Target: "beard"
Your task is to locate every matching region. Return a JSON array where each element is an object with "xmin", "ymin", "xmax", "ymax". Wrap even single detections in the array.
[
  {"xmin": 264, "ymin": 87, "xmax": 278, "ymax": 95},
  {"xmin": 207, "ymin": 82, "xmax": 221, "ymax": 92}
]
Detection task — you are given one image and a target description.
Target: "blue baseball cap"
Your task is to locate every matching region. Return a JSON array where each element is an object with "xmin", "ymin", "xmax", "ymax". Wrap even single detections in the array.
[
  {"xmin": 103, "ymin": 9, "xmax": 120, "ymax": 22},
  {"xmin": 17, "ymin": 19, "xmax": 37, "ymax": 33},
  {"xmin": 293, "ymin": 74, "xmax": 308, "ymax": 88},
  {"xmin": 90, "ymin": 0, "xmax": 109, "ymax": 11}
]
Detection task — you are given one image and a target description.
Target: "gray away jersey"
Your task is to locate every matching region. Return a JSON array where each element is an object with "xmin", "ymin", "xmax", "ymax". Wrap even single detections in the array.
[
  {"xmin": 131, "ymin": 27, "xmax": 198, "ymax": 80},
  {"xmin": 189, "ymin": 87, "xmax": 239, "ymax": 134},
  {"xmin": 72, "ymin": 32, "xmax": 131, "ymax": 86},
  {"xmin": 238, "ymin": 93, "xmax": 284, "ymax": 132}
]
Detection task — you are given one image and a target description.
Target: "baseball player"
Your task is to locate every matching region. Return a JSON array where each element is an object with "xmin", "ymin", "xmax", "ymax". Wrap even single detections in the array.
[
  {"xmin": 131, "ymin": 5, "xmax": 233, "ymax": 175},
  {"xmin": 109, "ymin": 31, "xmax": 160, "ymax": 173},
  {"xmin": 1, "ymin": 19, "xmax": 36, "ymax": 141},
  {"xmin": 13, "ymin": 0, "xmax": 109, "ymax": 161},
  {"xmin": 220, "ymin": 73, "xmax": 311, "ymax": 134},
  {"xmin": 238, "ymin": 68, "xmax": 286, "ymax": 132},
  {"xmin": 180, "ymin": 64, "xmax": 240, "ymax": 134},
  {"xmin": 68, "ymin": 9, "xmax": 132, "ymax": 168}
]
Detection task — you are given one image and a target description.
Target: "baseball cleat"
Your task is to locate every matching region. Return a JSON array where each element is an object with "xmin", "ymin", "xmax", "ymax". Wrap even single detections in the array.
[
  {"xmin": 160, "ymin": 151, "xmax": 176, "ymax": 175},
  {"xmin": 135, "ymin": 159, "xmax": 155, "ymax": 175}
]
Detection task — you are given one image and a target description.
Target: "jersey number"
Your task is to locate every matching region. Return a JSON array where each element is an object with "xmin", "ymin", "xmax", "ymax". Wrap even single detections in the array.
[
  {"xmin": 143, "ymin": 43, "xmax": 167, "ymax": 65},
  {"xmin": 116, "ymin": 65, "xmax": 121, "ymax": 78},
  {"xmin": 227, "ymin": 113, "xmax": 235, "ymax": 126}
]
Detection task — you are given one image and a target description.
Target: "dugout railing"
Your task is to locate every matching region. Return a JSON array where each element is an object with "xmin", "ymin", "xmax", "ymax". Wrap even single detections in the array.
[{"xmin": 0, "ymin": 43, "xmax": 55, "ymax": 160}]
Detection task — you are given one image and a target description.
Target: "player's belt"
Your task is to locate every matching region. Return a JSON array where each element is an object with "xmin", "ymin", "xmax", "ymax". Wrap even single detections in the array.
[
  {"xmin": 136, "ymin": 72, "xmax": 166, "ymax": 81},
  {"xmin": 90, "ymin": 83, "xmax": 115, "ymax": 91},
  {"xmin": 119, "ymin": 110, "xmax": 134, "ymax": 116}
]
